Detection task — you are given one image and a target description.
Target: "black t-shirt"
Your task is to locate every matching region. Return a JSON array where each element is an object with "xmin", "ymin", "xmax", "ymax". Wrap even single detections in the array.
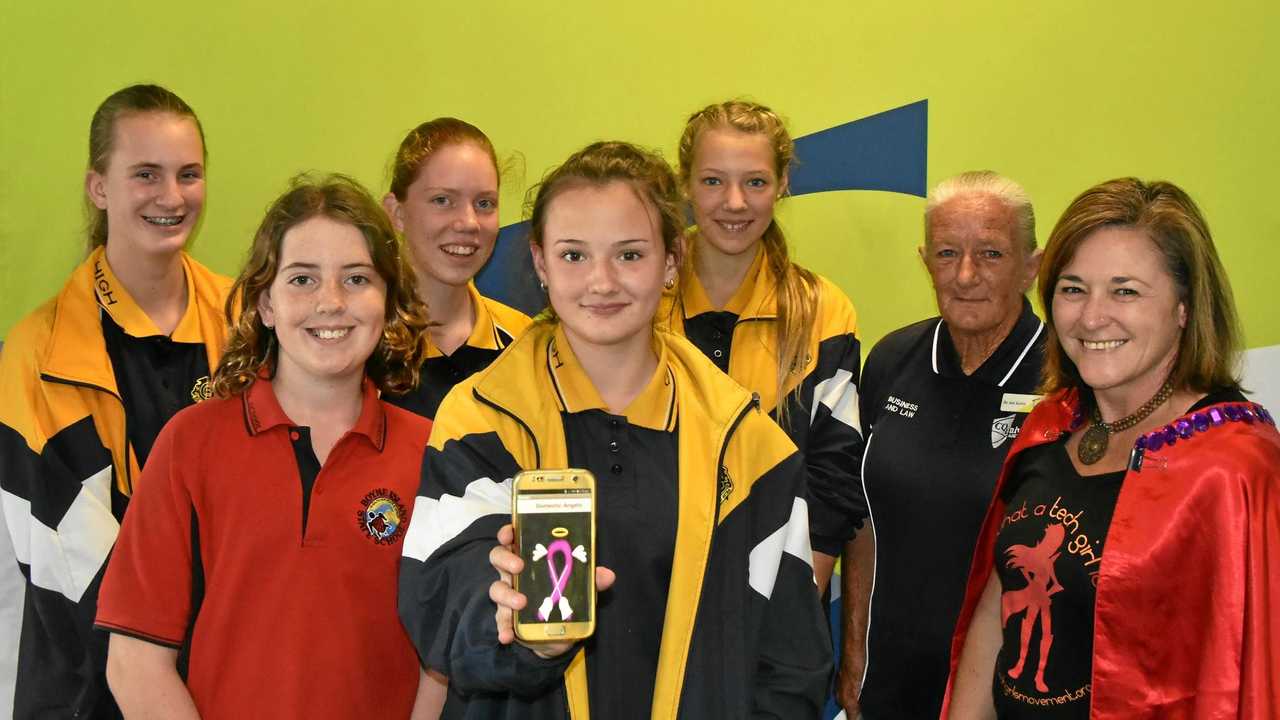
[
  {"xmin": 990, "ymin": 387, "xmax": 1246, "ymax": 718},
  {"xmin": 857, "ymin": 299, "xmax": 1046, "ymax": 720},
  {"xmin": 992, "ymin": 443, "xmax": 1122, "ymax": 717},
  {"xmin": 100, "ymin": 308, "xmax": 211, "ymax": 471},
  {"xmin": 562, "ymin": 409, "xmax": 678, "ymax": 719}
]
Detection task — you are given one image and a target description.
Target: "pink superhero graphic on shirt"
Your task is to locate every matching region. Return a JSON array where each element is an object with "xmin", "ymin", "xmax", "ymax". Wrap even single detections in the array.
[{"xmin": 1002, "ymin": 522, "xmax": 1066, "ymax": 693}]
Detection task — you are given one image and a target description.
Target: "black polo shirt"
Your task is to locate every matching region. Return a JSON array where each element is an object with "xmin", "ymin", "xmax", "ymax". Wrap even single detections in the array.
[
  {"xmin": 94, "ymin": 258, "xmax": 212, "ymax": 513},
  {"xmin": 547, "ymin": 329, "xmax": 679, "ymax": 719},
  {"xmin": 100, "ymin": 311, "xmax": 210, "ymax": 472},
  {"xmin": 385, "ymin": 287, "xmax": 525, "ymax": 421},
  {"xmin": 681, "ymin": 310, "xmax": 736, "ymax": 374},
  {"xmin": 856, "ymin": 298, "xmax": 1045, "ymax": 720}
]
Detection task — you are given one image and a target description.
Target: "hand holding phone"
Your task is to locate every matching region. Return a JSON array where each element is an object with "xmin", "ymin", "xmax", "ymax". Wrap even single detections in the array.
[
  {"xmin": 487, "ymin": 469, "xmax": 612, "ymax": 657},
  {"xmin": 488, "ymin": 525, "xmax": 615, "ymax": 658}
]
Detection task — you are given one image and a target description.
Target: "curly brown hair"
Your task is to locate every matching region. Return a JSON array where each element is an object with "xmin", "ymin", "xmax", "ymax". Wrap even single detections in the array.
[
  {"xmin": 1039, "ymin": 177, "xmax": 1241, "ymax": 396},
  {"xmin": 212, "ymin": 173, "xmax": 430, "ymax": 397},
  {"xmin": 525, "ymin": 140, "xmax": 685, "ymax": 319}
]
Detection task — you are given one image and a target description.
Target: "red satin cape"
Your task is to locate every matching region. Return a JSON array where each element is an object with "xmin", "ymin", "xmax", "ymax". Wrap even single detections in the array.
[{"xmin": 940, "ymin": 389, "xmax": 1280, "ymax": 719}]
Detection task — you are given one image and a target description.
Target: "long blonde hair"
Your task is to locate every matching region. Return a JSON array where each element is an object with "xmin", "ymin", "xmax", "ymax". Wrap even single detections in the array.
[{"xmin": 678, "ymin": 100, "xmax": 819, "ymax": 411}]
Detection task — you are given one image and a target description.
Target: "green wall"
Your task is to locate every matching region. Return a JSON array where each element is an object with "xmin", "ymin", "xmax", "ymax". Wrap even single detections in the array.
[{"xmin": 3, "ymin": 1, "xmax": 1277, "ymax": 353}]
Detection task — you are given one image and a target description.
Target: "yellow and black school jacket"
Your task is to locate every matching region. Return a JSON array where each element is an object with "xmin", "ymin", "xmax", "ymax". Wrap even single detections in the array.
[
  {"xmin": 385, "ymin": 282, "xmax": 531, "ymax": 422},
  {"xmin": 662, "ymin": 248, "xmax": 864, "ymax": 555},
  {"xmin": 0, "ymin": 248, "xmax": 230, "ymax": 718},
  {"xmin": 398, "ymin": 321, "xmax": 832, "ymax": 719}
]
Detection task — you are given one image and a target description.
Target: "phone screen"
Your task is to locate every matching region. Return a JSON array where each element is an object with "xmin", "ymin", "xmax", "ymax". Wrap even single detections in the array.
[{"xmin": 516, "ymin": 488, "xmax": 593, "ymax": 626}]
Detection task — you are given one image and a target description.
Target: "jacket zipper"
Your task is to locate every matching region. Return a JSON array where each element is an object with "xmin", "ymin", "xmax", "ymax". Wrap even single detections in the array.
[{"xmin": 712, "ymin": 393, "xmax": 760, "ymax": 528}]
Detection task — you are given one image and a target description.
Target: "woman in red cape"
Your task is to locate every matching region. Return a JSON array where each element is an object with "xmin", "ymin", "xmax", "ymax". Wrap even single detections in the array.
[{"xmin": 943, "ymin": 178, "xmax": 1280, "ymax": 719}]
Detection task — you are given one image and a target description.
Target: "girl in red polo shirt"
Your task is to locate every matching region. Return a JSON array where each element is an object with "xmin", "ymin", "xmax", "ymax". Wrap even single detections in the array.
[{"xmin": 96, "ymin": 175, "xmax": 439, "ymax": 718}]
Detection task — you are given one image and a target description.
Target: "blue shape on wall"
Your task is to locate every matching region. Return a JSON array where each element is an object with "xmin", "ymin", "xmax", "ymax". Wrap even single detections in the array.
[
  {"xmin": 789, "ymin": 99, "xmax": 927, "ymax": 198},
  {"xmin": 476, "ymin": 99, "xmax": 928, "ymax": 315}
]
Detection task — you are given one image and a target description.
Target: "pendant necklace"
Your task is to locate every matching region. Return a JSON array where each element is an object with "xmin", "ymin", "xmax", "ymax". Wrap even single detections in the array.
[{"xmin": 1077, "ymin": 380, "xmax": 1174, "ymax": 465}]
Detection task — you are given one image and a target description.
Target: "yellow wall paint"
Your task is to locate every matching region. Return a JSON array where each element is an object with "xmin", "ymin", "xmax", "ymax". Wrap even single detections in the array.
[{"xmin": 2, "ymin": 1, "xmax": 1277, "ymax": 352}]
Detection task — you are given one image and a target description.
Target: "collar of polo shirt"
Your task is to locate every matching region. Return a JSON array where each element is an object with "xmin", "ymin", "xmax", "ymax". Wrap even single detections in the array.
[
  {"xmin": 932, "ymin": 297, "xmax": 1045, "ymax": 387},
  {"xmin": 545, "ymin": 324, "xmax": 677, "ymax": 432}
]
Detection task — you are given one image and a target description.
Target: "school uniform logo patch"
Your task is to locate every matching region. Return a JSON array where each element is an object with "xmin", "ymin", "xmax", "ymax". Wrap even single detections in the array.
[
  {"xmin": 718, "ymin": 465, "xmax": 734, "ymax": 504},
  {"xmin": 190, "ymin": 376, "xmax": 212, "ymax": 402},
  {"xmin": 991, "ymin": 414, "xmax": 1020, "ymax": 448},
  {"xmin": 357, "ymin": 489, "xmax": 407, "ymax": 544}
]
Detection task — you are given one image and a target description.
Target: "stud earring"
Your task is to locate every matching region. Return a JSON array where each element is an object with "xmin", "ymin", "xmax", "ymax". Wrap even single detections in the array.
[
  {"xmin": 539, "ymin": 280, "xmax": 548, "ymax": 291},
  {"xmin": 664, "ymin": 278, "xmax": 675, "ymax": 289}
]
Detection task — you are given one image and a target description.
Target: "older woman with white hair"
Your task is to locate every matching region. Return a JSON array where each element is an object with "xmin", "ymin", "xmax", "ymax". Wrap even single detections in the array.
[{"xmin": 837, "ymin": 171, "xmax": 1045, "ymax": 719}]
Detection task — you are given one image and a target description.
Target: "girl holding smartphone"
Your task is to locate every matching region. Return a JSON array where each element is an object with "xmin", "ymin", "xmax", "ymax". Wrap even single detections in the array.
[{"xmin": 399, "ymin": 141, "xmax": 832, "ymax": 718}]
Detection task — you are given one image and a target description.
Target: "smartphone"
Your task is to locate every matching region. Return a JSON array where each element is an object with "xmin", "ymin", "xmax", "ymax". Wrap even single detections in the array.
[{"xmin": 512, "ymin": 469, "xmax": 597, "ymax": 643}]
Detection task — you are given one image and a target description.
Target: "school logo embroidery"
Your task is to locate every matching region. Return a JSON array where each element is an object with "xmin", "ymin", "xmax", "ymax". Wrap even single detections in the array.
[
  {"xmin": 991, "ymin": 414, "xmax": 1020, "ymax": 448},
  {"xmin": 357, "ymin": 489, "xmax": 407, "ymax": 544},
  {"xmin": 718, "ymin": 465, "xmax": 734, "ymax": 505},
  {"xmin": 190, "ymin": 376, "xmax": 212, "ymax": 402}
]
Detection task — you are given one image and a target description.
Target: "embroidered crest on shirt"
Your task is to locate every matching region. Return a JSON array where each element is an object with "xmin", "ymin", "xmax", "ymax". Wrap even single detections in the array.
[
  {"xmin": 991, "ymin": 414, "xmax": 1020, "ymax": 448},
  {"xmin": 357, "ymin": 489, "xmax": 407, "ymax": 544},
  {"xmin": 190, "ymin": 376, "xmax": 212, "ymax": 402},
  {"xmin": 718, "ymin": 465, "xmax": 734, "ymax": 505}
]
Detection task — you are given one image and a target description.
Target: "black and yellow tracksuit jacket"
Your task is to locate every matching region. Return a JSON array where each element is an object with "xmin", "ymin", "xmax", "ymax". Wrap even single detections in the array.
[
  {"xmin": 398, "ymin": 321, "xmax": 832, "ymax": 719},
  {"xmin": 0, "ymin": 249, "xmax": 230, "ymax": 717},
  {"xmin": 663, "ymin": 249, "xmax": 864, "ymax": 555}
]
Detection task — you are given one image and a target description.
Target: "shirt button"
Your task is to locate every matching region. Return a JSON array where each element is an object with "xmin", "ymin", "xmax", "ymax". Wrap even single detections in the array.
[
  {"xmin": 290, "ymin": 431, "xmax": 300, "ymax": 440},
  {"xmin": 610, "ymin": 464, "xmax": 623, "ymax": 475},
  {"xmin": 713, "ymin": 349, "xmax": 723, "ymax": 358},
  {"xmin": 608, "ymin": 440, "xmax": 620, "ymax": 453},
  {"xmin": 609, "ymin": 419, "xmax": 621, "ymax": 429}
]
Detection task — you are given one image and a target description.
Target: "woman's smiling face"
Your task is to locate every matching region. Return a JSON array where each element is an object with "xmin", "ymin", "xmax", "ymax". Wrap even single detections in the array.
[{"xmin": 1052, "ymin": 226, "xmax": 1186, "ymax": 400}]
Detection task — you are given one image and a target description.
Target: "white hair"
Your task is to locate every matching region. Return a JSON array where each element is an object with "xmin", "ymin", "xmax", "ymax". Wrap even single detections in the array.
[{"xmin": 925, "ymin": 170, "xmax": 1036, "ymax": 252}]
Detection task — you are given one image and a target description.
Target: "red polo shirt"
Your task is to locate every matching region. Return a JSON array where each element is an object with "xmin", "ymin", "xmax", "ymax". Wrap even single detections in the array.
[{"xmin": 97, "ymin": 376, "xmax": 430, "ymax": 718}]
